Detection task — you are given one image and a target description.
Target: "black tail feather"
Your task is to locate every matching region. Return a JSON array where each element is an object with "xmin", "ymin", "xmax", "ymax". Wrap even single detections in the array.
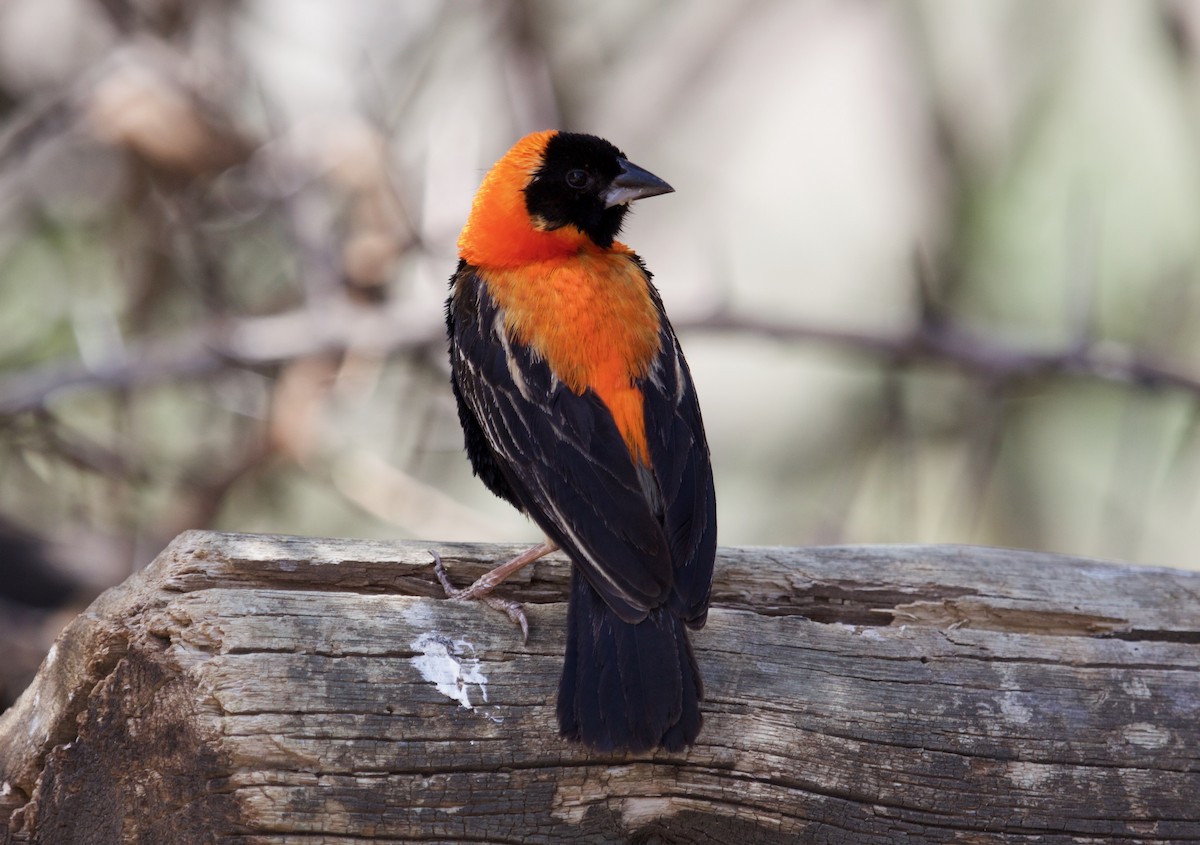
[{"xmin": 557, "ymin": 572, "xmax": 702, "ymax": 752}]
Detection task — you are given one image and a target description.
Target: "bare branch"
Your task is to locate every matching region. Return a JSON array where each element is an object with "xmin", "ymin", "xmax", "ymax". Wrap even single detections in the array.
[
  {"xmin": 695, "ymin": 310, "xmax": 1200, "ymax": 393},
  {"xmin": 0, "ymin": 304, "xmax": 441, "ymax": 416},
  {"xmin": 5, "ymin": 302, "xmax": 1200, "ymax": 420}
]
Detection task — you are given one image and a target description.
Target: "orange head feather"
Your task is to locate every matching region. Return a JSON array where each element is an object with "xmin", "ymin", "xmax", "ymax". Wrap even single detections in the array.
[{"xmin": 458, "ymin": 131, "xmax": 592, "ymax": 267}]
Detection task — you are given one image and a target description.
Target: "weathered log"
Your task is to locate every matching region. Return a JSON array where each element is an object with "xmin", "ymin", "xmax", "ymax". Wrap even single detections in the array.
[{"xmin": 1, "ymin": 531, "xmax": 1198, "ymax": 843}]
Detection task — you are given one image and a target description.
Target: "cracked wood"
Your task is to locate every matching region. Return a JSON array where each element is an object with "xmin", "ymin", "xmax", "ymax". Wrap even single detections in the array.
[{"xmin": 1, "ymin": 531, "xmax": 1199, "ymax": 843}]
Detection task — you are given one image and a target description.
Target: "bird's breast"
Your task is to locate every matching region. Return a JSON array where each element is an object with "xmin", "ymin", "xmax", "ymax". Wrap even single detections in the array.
[{"xmin": 477, "ymin": 250, "xmax": 662, "ymax": 463}]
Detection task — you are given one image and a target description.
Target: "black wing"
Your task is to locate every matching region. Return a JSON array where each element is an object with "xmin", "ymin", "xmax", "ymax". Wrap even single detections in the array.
[
  {"xmin": 639, "ymin": 297, "xmax": 717, "ymax": 628},
  {"xmin": 447, "ymin": 261, "xmax": 715, "ymax": 626}
]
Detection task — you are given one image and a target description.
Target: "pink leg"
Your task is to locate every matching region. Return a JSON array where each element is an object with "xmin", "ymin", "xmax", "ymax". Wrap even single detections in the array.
[{"xmin": 431, "ymin": 541, "xmax": 559, "ymax": 642}]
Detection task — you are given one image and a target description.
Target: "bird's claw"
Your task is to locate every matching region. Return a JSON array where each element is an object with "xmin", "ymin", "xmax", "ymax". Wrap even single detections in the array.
[
  {"xmin": 429, "ymin": 550, "xmax": 530, "ymax": 643},
  {"xmin": 483, "ymin": 595, "xmax": 530, "ymax": 643},
  {"xmin": 430, "ymin": 550, "xmax": 461, "ymax": 597}
]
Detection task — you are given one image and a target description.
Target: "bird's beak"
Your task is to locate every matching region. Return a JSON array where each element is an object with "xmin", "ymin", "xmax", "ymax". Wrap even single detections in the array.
[{"xmin": 603, "ymin": 159, "xmax": 674, "ymax": 208}]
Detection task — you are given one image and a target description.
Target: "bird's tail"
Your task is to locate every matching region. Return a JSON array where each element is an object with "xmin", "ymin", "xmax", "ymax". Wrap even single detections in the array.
[{"xmin": 557, "ymin": 570, "xmax": 703, "ymax": 752}]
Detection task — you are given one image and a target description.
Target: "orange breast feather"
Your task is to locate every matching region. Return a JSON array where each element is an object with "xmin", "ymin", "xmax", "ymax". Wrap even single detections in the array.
[{"xmin": 480, "ymin": 249, "xmax": 662, "ymax": 464}]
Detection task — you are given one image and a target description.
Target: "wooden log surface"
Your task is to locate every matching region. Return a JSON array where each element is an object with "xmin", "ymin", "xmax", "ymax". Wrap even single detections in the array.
[{"xmin": 1, "ymin": 531, "xmax": 1199, "ymax": 843}]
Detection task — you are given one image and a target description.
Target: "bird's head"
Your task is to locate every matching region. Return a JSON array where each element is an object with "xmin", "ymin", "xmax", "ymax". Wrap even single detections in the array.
[{"xmin": 458, "ymin": 131, "xmax": 673, "ymax": 267}]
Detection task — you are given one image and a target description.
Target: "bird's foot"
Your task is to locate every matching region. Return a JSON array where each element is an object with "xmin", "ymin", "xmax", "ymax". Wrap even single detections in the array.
[{"xmin": 431, "ymin": 550, "xmax": 530, "ymax": 643}]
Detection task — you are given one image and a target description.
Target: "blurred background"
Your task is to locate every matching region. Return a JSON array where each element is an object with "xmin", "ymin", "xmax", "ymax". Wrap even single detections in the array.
[{"xmin": 4, "ymin": 0, "xmax": 1200, "ymax": 708}]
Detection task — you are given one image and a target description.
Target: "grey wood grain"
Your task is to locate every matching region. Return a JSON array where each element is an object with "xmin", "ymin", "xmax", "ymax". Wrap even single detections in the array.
[{"xmin": 2, "ymin": 531, "xmax": 1198, "ymax": 843}]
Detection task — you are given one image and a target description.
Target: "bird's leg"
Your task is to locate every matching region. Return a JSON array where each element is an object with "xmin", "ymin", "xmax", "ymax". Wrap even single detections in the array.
[{"xmin": 431, "ymin": 540, "xmax": 559, "ymax": 643}]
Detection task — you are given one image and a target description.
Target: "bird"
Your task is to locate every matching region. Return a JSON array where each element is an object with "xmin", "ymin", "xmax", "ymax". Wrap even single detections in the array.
[{"xmin": 437, "ymin": 130, "xmax": 716, "ymax": 753}]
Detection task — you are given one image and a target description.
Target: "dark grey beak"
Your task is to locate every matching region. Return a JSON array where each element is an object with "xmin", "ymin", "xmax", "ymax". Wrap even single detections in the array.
[{"xmin": 602, "ymin": 159, "xmax": 674, "ymax": 208}]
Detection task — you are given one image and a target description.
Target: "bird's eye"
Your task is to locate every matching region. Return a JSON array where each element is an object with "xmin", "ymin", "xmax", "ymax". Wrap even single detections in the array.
[{"xmin": 565, "ymin": 169, "xmax": 591, "ymax": 189}]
